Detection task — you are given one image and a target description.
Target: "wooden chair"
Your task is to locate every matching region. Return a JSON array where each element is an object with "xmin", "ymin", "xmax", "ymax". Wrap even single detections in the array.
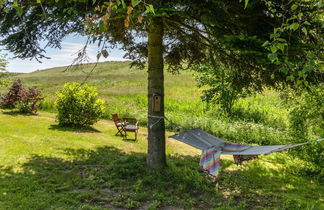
[
  {"xmin": 112, "ymin": 113, "xmax": 125, "ymax": 136},
  {"xmin": 122, "ymin": 117, "xmax": 139, "ymax": 141}
]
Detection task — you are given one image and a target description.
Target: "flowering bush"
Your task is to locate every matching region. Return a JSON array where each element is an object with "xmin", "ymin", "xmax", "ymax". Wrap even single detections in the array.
[{"xmin": 56, "ymin": 82, "xmax": 106, "ymax": 127}]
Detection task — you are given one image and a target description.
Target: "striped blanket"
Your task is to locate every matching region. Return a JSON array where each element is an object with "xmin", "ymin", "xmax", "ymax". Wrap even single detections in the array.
[{"xmin": 199, "ymin": 142, "xmax": 252, "ymax": 181}]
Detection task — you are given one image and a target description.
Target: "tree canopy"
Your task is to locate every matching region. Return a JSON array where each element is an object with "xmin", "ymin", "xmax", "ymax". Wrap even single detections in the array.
[{"xmin": 0, "ymin": 0, "xmax": 322, "ymax": 89}]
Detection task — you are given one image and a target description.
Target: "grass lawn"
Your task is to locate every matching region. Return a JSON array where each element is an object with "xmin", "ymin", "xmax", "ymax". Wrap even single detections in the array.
[{"xmin": 0, "ymin": 110, "xmax": 323, "ymax": 209}]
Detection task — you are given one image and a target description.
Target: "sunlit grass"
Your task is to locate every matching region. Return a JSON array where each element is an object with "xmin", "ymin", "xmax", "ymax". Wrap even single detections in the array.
[{"xmin": 0, "ymin": 110, "xmax": 322, "ymax": 209}]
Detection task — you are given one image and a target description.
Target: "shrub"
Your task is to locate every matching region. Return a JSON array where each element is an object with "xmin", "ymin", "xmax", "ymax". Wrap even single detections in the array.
[
  {"xmin": 0, "ymin": 79, "xmax": 43, "ymax": 113},
  {"xmin": 1, "ymin": 79, "xmax": 24, "ymax": 108},
  {"xmin": 56, "ymin": 82, "xmax": 105, "ymax": 127},
  {"xmin": 194, "ymin": 64, "xmax": 250, "ymax": 114},
  {"xmin": 285, "ymin": 85, "xmax": 323, "ymax": 178},
  {"xmin": 16, "ymin": 87, "xmax": 44, "ymax": 113}
]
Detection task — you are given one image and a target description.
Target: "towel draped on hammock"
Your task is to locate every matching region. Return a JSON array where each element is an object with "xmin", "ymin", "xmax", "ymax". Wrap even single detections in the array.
[
  {"xmin": 199, "ymin": 142, "xmax": 256, "ymax": 181},
  {"xmin": 170, "ymin": 128, "xmax": 323, "ymax": 182}
]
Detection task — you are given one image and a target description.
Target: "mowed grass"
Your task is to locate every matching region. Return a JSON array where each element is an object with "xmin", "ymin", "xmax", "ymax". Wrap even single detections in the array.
[{"xmin": 0, "ymin": 110, "xmax": 323, "ymax": 210}]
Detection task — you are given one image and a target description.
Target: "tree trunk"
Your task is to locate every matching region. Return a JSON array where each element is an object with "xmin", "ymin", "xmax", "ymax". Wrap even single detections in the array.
[{"xmin": 146, "ymin": 17, "xmax": 166, "ymax": 168}]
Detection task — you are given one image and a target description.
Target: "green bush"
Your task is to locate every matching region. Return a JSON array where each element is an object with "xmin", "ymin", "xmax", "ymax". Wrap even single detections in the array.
[
  {"xmin": 56, "ymin": 82, "xmax": 105, "ymax": 127},
  {"xmin": 285, "ymin": 85, "xmax": 324, "ymax": 178}
]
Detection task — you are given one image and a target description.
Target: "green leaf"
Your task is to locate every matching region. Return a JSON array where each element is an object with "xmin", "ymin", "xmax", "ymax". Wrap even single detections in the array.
[
  {"xmin": 279, "ymin": 67, "xmax": 289, "ymax": 74},
  {"xmin": 290, "ymin": 23, "xmax": 299, "ymax": 31},
  {"xmin": 276, "ymin": 43, "xmax": 286, "ymax": 52},
  {"xmin": 270, "ymin": 46, "xmax": 277, "ymax": 53},
  {"xmin": 99, "ymin": 20, "xmax": 105, "ymax": 32},
  {"xmin": 132, "ymin": 0, "xmax": 140, "ymax": 7},
  {"xmin": 145, "ymin": 4, "xmax": 155, "ymax": 14},
  {"xmin": 262, "ymin": 41, "xmax": 270, "ymax": 47},
  {"xmin": 302, "ymin": 27, "xmax": 307, "ymax": 35},
  {"xmin": 291, "ymin": 4, "xmax": 298, "ymax": 11},
  {"xmin": 244, "ymin": 0, "xmax": 249, "ymax": 9},
  {"xmin": 304, "ymin": 21, "xmax": 311, "ymax": 25},
  {"xmin": 121, "ymin": 0, "xmax": 126, "ymax": 9},
  {"xmin": 15, "ymin": 7, "xmax": 23, "ymax": 17},
  {"xmin": 267, "ymin": 53, "xmax": 278, "ymax": 62},
  {"xmin": 303, "ymin": 66, "xmax": 313, "ymax": 72},
  {"xmin": 149, "ymin": 5, "xmax": 155, "ymax": 14}
]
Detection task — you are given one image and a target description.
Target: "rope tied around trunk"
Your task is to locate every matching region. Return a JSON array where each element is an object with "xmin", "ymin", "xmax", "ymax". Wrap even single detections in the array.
[{"xmin": 147, "ymin": 115, "xmax": 188, "ymax": 131}]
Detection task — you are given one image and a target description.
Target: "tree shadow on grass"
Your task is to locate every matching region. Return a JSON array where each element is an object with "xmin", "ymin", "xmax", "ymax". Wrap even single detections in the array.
[
  {"xmin": 1, "ymin": 110, "xmax": 37, "ymax": 116},
  {"xmin": 49, "ymin": 124, "xmax": 101, "ymax": 133},
  {"xmin": 0, "ymin": 146, "xmax": 322, "ymax": 210}
]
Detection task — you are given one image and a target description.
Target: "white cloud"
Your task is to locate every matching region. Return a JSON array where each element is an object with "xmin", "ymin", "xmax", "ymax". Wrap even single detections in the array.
[{"xmin": 5, "ymin": 40, "xmax": 128, "ymax": 73}]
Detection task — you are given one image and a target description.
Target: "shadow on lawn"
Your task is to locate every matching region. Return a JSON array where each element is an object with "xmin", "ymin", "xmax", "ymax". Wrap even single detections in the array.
[
  {"xmin": 1, "ymin": 110, "xmax": 38, "ymax": 116},
  {"xmin": 49, "ymin": 124, "xmax": 101, "ymax": 133},
  {"xmin": 0, "ymin": 146, "xmax": 321, "ymax": 209}
]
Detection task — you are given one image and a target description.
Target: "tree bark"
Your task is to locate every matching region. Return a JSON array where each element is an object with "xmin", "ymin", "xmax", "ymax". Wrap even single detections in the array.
[{"xmin": 146, "ymin": 17, "xmax": 166, "ymax": 168}]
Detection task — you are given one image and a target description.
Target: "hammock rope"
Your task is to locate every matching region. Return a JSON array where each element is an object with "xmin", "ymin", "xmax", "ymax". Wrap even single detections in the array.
[{"xmin": 147, "ymin": 115, "xmax": 323, "ymax": 182}]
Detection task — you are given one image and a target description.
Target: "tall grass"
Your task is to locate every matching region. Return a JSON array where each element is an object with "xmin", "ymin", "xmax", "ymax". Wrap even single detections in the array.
[{"xmin": 9, "ymin": 61, "xmax": 321, "ymax": 148}]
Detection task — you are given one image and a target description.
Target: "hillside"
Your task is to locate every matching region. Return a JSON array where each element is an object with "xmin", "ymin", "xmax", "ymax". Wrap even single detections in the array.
[
  {"xmin": 15, "ymin": 61, "xmax": 202, "ymax": 123},
  {"xmin": 9, "ymin": 61, "xmax": 292, "ymax": 143}
]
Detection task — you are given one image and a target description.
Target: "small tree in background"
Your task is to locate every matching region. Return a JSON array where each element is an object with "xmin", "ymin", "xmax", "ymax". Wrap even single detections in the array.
[
  {"xmin": 1, "ymin": 79, "xmax": 24, "ymax": 108},
  {"xmin": 16, "ymin": 87, "xmax": 44, "ymax": 113},
  {"xmin": 0, "ymin": 50, "xmax": 8, "ymax": 88},
  {"xmin": 56, "ymin": 82, "xmax": 105, "ymax": 127},
  {"xmin": 1, "ymin": 79, "xmax": 43, "ymax": 113}
]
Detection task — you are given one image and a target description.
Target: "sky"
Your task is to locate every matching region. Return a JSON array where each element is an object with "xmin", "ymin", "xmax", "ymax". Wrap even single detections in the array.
[{"xmin": 2, "ymin": 34, "xmax": 128, "ymax": 73}]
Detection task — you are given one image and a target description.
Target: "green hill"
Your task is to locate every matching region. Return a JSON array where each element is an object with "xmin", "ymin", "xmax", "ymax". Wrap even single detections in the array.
[{"xmin": 10, "ymin": 61, "xmax": 291, "ymax": 144}]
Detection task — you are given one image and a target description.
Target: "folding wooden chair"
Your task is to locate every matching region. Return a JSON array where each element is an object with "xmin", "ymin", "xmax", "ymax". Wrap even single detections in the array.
[
  {"xmin": 122, "ymin": 117, "xmax": 139, "ymax": 141},
  {"xmin": 112, "ymin": 113, "xmax": 125, "ymax": 136}
]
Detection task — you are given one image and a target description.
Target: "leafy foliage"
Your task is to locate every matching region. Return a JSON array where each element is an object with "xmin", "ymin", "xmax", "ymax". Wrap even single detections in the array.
[
  {"xmin": 0, "ymin": 49, "xmax": 6, "ymax": 72},
  {"xmin": 1, "ymin": 79, "xmax": 23, "ymax": 109},
  {"xmin": 0, "ymin": 79, "xmax": 43, "ymax": 113},
  {"xmin": 195, "ymin": 64, "xmax": 250, "ymax": 114},
  {"xmin": 55, "ymin": 82, "xmax": 105, "ymax": 127},
  {"xmin": 285, "ymin": 86, "xmax": 324, "ymax": 176},
  {"xmin": 16, "ymin": 87, "xmax": 44, "ymax": 113},
  {"xmin": 0, "ymin": 49, "xmax": 8, "ymax": 87},
  {"xmin": 1, "ymin": 0, "xmax": 322, "ymax": 90},
  {"xmin": 198, "ymin": 0, "xmax": 323, "ymax": 91},
  {"xmin": 262, "ymin": 0, "xmax": 324, "ymax": 86}
]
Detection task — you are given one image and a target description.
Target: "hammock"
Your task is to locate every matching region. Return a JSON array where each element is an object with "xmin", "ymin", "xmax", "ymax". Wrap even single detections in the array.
[{"xmin": 169, "ymin": 128, "xmax": 323, "ymax": 181}]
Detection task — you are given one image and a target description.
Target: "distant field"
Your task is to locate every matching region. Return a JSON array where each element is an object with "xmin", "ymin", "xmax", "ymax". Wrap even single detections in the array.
[{"xmin": 6, "ymin": 61, "xmax": 296, "ymax": 146}]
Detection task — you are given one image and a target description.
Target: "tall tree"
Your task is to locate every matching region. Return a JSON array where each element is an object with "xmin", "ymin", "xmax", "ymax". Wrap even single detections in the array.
[
  {"xmin": 0, "ymin": 0, "xmax": 322, "ymax": 168},
  {"xmin": 0, "ymin": 0, "xmax": 210, "ymax": 168}
]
